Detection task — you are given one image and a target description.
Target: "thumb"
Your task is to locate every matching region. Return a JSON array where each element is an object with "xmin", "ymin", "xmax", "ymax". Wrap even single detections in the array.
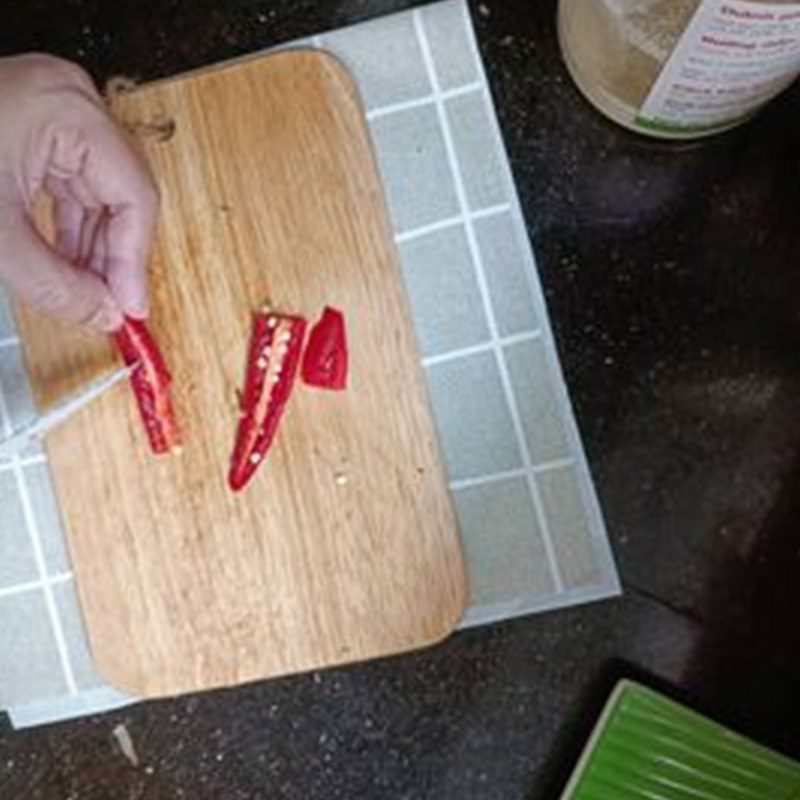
[{"xmin": 0, "ymin": 213, "xmax": 123, "ymax": 331}]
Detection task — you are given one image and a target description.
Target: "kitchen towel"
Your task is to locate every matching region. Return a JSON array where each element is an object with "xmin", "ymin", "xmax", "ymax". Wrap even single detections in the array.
[{"xmin": 0, "ymin": 0, "xmax": 618, "ymax": 727}]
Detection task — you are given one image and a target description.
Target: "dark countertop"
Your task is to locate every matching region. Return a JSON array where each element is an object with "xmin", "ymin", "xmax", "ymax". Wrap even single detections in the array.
[{"xmin": 4, "ymin": 1, "xmax": 800, "ymax": 797}]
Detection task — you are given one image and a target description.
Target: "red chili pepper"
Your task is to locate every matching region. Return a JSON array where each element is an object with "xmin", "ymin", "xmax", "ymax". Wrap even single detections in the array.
[
  {"xmin": 301, "ymin": 306, "xmax": 348, "ymax": 390},
  {"xmin": 228, "ymin": 310, "xmax": 307, "ymax": 492},
  {"xmin": 112, "ymin": 317, "xmax": 181, "ymax": 455}
]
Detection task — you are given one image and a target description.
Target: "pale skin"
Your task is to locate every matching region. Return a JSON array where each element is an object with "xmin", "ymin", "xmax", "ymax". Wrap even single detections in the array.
[{"xmin": 0, "ymin": 53, "xmax": 158, "ymax": 331}]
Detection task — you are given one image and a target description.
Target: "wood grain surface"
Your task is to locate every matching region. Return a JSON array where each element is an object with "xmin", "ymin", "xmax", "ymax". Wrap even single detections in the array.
[{"xmin": 14, "ymin": 51, "xmax": 466, "ymax": 697}]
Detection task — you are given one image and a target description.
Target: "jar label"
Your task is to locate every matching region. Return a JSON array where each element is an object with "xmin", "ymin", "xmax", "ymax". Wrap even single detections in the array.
[{"xmin": 637, "ymin": 0, "xmax": 800, "ymax": 133}]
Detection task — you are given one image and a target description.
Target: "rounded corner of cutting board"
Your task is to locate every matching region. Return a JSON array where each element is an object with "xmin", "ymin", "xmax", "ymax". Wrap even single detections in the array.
[
  {"xmin": 265, "ymin": 46, "xmax": 353, "ymax": 78},
  {"xmin": 263, "ymin": 48, "xmax": 366, "ymax": 114},
  {"xmin": 306, "ymin": 49, "xmax": 359, "ymax": 88},
  {"xmin": 438, "ymin": 571, "xmax": 470, "ymax": 639},
  {"xmin": 394, "ymin": 549, "xmax": 469, "ymax": 655},
  {"xmin": 423, "ymin": 603, "xmax": 469, "ymax": 652},
  {"xmin": 88, "ymin": 644, "xmax": 150, "ymax": 698}
]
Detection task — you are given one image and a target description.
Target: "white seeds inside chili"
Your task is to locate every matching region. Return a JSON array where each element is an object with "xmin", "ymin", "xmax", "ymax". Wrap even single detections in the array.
[
  {"xmin": 250, "ymin": 453, "xmax": 261, "ymax": 464},
  {"xmin": 267, "ymin": 317, "xmax": 277, "ymax": 329},
  {"xmin": 256, "ymin": 357, "xmax": 267, "ymax": 370}
]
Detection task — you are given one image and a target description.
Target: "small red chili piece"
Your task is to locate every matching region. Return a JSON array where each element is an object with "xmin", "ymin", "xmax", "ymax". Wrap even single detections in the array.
[
  {"xmin": 301, "ymin": 306, "xmax": 348, "ymax": 390},
  {"xmin": 112, "ymin": 317, "xmax": 181, "ymax": 455},
  {"xmin": 228, "ymin": 310, "xmax": 307, "ymax": 492}
]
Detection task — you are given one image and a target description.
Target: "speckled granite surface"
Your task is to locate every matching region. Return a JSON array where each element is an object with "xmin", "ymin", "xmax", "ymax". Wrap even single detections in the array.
[{"xmin": 3, "ymin": 0, "xmax": 800, "ymax": 797}]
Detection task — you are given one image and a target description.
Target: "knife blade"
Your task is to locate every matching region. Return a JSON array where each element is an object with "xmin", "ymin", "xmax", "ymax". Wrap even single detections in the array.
[{"xmin": 0, "ymin": 365, "xmax": 133, "ymax": 459}]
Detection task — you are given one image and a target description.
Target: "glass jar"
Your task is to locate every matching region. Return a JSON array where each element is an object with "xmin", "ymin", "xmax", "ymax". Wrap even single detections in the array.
[{"xmin": 558, "ymin": 0, "xmax": 800, "ymax": 138}]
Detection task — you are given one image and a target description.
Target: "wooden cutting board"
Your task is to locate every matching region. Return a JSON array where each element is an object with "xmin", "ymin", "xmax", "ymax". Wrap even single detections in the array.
[{"xmin": 15, "ymin": 51, "xmax": 466, "ymax": 697}]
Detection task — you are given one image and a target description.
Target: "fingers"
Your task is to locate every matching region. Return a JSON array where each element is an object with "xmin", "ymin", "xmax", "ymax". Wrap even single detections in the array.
[
  {"xmin": 44, "ymin": 109, "xmax": 159, "ymax": 320},
  {"xmin": 1, "ymin": 59, "xmax": 160, "ymax": 327},
  {"xmin": 105, "ymin": 198, "xmax": 157, "ymax": 318},
  {"xmin": 0, "ymin": 208, "xmax": 122, "ymax": 331},
  {"xmin": 86, "ymin": 211, "xmax": 108, "ymax": 276},
  {"xmin": 47, "ymin": 175, "xmax": 105, "ymax": 274},
  {"xmin": 77, "ymin": 205, "xmax": 104, "ymax": 270},
  {"xmin": 45, "ymin": 176, "xmax": 83, "ymax": 262},
  {"xmin": 78, "ymin": 117, "xmax": 158, "ymax": 319},
  {"xmin": 53, "ymin": 196, "xmax": 84, "ymax": 262}
]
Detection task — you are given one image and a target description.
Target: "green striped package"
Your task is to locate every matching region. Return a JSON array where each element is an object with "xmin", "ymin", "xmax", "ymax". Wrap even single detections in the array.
[{"xmin": 561, "ymin": 681, "xmax": 800, "ymax": 800}]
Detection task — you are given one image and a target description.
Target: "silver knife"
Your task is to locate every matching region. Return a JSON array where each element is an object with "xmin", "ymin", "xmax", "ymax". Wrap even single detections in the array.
[{"xmin": 0, "ymin": 365, "xmax": 133, "ymax": 459}]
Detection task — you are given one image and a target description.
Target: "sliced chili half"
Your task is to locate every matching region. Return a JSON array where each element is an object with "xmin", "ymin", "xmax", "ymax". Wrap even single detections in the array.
[
  {"xmin": 113, "ymin": 317, "xmax": 181, "ymax": 455},
  {"xmin": 228, "ymin": 310, "xmax": 307, "ymax": 492},
  {"xmin": 301, "ymin": 306, "xmax": 348, "ymax": 390}
]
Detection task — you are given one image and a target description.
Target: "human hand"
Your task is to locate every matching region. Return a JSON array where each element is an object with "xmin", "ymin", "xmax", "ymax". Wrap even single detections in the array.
[{"xmin": 0, "ymin": 54, "xmax": 158, "ymax": 331}]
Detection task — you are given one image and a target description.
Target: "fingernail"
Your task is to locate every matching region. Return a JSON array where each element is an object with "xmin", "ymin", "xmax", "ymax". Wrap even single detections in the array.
[
  {"xmin": 98, "ymin": 308, "xmax": 124, "ymax": 332},
  {"xmin": 125, "ymin": 298, "xmax": 149, "ymax": 319},
  {"xmin": 96, "ymin": 297, "xmax": 124, "ymax": 331}
]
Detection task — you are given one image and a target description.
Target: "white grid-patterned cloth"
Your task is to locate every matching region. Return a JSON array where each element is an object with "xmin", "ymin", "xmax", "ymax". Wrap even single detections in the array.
[{"xmin": 0, "ymin": 0, "xmax": 618, "ymax": 728}]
